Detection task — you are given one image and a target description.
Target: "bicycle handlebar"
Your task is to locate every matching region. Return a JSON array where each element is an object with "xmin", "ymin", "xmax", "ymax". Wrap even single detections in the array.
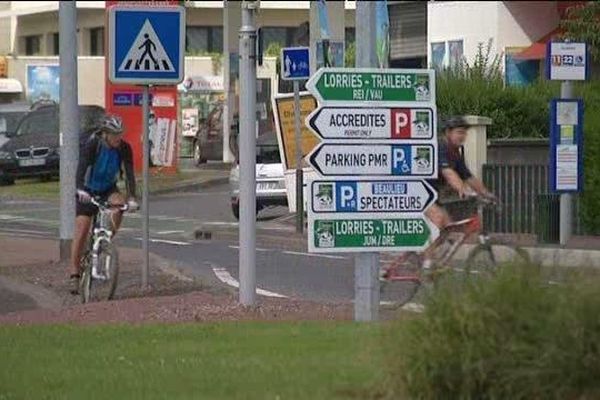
[{"xmin": 90, "ymin": 196, "xmax": 130, "ymax": 212}]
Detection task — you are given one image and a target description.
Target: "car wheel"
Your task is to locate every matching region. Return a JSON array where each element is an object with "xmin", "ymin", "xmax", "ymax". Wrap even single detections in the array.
[
  {"xmin": 231, "ymin": 202, "xmax": 240, "ymax": 220},
  {"xmin": 194, "ymin": 140, "xmax": 207, "ymax": 165}
]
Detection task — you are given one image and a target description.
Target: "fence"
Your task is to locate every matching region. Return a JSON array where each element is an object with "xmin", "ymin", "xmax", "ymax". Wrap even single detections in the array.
[{"xmin": 481, "ymin": 164, "xmax": 585, "ymax": 236}]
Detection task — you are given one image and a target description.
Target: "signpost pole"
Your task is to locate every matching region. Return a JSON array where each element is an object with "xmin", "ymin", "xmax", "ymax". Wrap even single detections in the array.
[
  {"xmin": 141, "ymin": 85, "xmax": 150, "ymax": 289},
  {"xmin": 58, "ymin": 1, "xmax": 79, "ymax": 262},
  {"xmin": 559, "ymin": 80, "xmax": 574, "ymax": 245},
  {"xmin": 354, "ymin": 0, "xmax": 379, "ymax": 322},
  {"xmin": 293, "ymin": 80, "xmax": 304, "ymax": 233},
  {"xmin": 239, "ymin": 0, "xmax": 258, "ymax": 306}
]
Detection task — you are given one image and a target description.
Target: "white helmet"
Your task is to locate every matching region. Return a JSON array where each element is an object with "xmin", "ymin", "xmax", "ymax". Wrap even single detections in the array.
[{"xmin": 99, "ymin": 114, "xmax": 124, "ymax": 135}]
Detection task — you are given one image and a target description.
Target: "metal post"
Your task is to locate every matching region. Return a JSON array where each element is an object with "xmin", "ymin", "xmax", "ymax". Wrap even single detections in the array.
[
  {"xmin": 58, "ymin": 1, "xmax": 79, "ymax": 262},
  {"xmin": 293, "ymin": 80, "xmax": 304, "ymax": 233},
  {"xmin": 559, "ymin": 80, "xmax": 574, "ymax": 245},
  {"xmin": 239, "ymin": 1, "xmax": 257, "ymax": 306},
  {"xmin": 141, "ymin": 85, "xmax": 150, "ymax": 289},
  {"xmin": 354, "ymin": 0, "xmax": 379, "ymax": 321}
]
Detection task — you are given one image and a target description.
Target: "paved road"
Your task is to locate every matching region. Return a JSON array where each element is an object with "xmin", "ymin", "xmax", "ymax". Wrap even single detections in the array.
[{"xmin": 0, "ymin": 184, "xmax": 355, "ymax": 302}]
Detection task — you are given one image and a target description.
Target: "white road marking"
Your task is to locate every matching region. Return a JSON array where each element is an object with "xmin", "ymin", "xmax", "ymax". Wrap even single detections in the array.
[
  {"xmin": 401, "ymin": 302, "xmax": 425, "ymax": 313},
  {"xmin": 228, "ymin": 245, "xmax": 270, "ymax": 253},
  {"xmin": 0, "ymin": 214, "xmax": 26, "ymax": 221},
  {"xmin": 203, "ymin": 221, "xmax": 238, "ymax": 226},
  {"xmin": 0, "ymin": 227, "xmax": 51, "ymax": 235},
  {"xmin": 282, "ymin": 251, "xmax": 347, "ymax": 260},
  {"xmin": 134, "ymin": 238, "xmax": 191, "ymax": 246},
  {"xmin": 156, "ymin": 230, "xmax": 186, "ymax": 235},
  {"xmin": 211, "ymin": 266, "xmax": 287, "ymax": 298}
]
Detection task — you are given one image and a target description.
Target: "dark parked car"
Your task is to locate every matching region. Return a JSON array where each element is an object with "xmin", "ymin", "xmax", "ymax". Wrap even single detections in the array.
[
  {"xmin": 0, "ymin": 104, "xmax": 105, "ymax": 185},
  {"xmin": 0, "ymin": 102, "xmax": 30, "ymax": 149}
]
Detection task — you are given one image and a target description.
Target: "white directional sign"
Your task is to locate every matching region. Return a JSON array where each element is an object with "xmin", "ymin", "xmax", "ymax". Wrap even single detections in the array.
[
  {"xmin": 108, "ymin": 6, "xmax": 185, "ymax": 84},
  {"xmin": 311, "ymin": 180, "xmax": 437, "ymax": 213},
  {"xmin": 308, "ymin": 142, "xmax": 436, "ymax": 177},
  {"xmin": 305, "ymin": 68, "xmax": 439, "ymax": 254},
  {"xmin": 307, "ymin": 106, "xmax": 435, "ymax": 140}
]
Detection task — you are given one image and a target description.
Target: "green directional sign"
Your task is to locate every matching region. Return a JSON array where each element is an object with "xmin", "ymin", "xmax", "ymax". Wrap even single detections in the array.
[
  {"xmin": 309, "ymin": 215, "xmax": 438, "ymax": 253},
  {"xmin": 306, "ymin": 68, "xmax": 435, "ymax": 104}
]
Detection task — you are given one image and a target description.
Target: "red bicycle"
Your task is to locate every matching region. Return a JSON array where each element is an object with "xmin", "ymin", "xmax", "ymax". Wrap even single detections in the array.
[{"xmin": 379, "ymin": 195, "xmax": 530, "ymax": 308}]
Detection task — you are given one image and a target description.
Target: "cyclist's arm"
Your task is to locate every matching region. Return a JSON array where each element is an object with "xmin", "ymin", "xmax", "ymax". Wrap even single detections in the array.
[
  {"xmin": 121, "ymin": 142, "xmax": 137, "ymax": 199},
  {"xmin": 76, "ymin": 137, "xmax": 97, "ymax": 191},
  {"xmin": 466, "ymin": 176, "xmax": 492, "ymax": 197},
  {"xmin": 441, "ymin": 168, "xmax": 469, "ymax": 197}
]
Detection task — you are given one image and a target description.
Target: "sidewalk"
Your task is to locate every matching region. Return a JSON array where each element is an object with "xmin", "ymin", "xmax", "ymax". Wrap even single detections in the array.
[{"xmin": 0, "ymin": 237, "xmax": 202, "ymax": 315}]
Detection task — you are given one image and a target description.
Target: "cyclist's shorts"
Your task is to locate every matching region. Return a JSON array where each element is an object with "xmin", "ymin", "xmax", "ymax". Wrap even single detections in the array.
[{"xmin": 76, "ymin": 186, "xmax": 119, "ymax": 217}]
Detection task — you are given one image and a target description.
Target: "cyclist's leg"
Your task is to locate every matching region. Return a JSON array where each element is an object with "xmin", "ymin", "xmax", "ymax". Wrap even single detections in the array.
[
  {"xmin": 422, "ymin": 203, "xmax": 451, "ymax": 266},
  {"xmin": 70, "ymin": 200, "xmax": 95, "ymax": 276},
  {"xmin": 107, "ymin": 191, "xmax": 126, "ymax": 234}
]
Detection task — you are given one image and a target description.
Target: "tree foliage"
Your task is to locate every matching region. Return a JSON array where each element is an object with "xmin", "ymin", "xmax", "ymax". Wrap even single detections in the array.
[{"xmin": 560, "ymin": 1, "xmax": 600, "ymax": 61}]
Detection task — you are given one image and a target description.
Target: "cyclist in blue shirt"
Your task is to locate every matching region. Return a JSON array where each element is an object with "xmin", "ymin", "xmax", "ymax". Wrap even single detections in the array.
[{"xmin": 69, "ymin": 115, "xmax": 138, "ymax": 293}]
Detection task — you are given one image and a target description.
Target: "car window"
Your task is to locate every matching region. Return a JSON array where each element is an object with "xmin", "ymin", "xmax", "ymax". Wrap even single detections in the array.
[
  {"xmin": 15, "ymin": 110, "xmax": 58, "ymax": 137},
  {"xmin": 256, "ymin": 144, "xmax": 281, "ymax": 164},
  {"xmin": 0, "ymin": 111, "xmax": 27, "ymax": 134}
]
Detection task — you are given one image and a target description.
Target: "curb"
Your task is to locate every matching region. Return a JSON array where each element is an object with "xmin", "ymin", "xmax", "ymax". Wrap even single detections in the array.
[
  {"xmin": 193, "ymin": 225, "xmax": 600, "ymax": 268},
  {"xmin": 0, "ymin": 275, "xmax": 63, "ymax": 310},
  {"xmin": 150, "ymin": 176, "xmax": 229, "ymax": 195}
]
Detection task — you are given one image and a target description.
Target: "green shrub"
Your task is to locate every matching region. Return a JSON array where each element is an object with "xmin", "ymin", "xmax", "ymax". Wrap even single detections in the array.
[
  {"xmin": 382, "ymin": 265, "xmax": 600, "ymax": 399},
  {"xmin": 436, "ymin": 40, "xmax": 560, "ymax": 138},
  {"xmin": 577, "ymin": 80, "xmax": 600, "ymax": 234}
]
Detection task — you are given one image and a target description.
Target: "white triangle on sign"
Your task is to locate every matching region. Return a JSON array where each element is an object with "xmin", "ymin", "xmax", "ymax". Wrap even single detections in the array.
[{"xmin": 118, "ymin": 19, "xmax": 175, "ymax": 73}]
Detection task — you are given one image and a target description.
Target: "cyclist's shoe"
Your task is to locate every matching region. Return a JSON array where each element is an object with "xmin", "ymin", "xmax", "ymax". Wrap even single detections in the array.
[{"xmin": 69, "ymin": 274, "xmax": 81, "ymax": 295}]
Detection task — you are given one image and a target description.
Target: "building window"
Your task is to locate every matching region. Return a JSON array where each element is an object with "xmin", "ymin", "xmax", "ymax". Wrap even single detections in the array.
[
  {"xmin": 345, "ymin": 27, "xmax": 355, "ymax": 47},
  {"xmin": 24, "ymin": 35, "xmax": 41, "ymax": 55},
  {"xmin": 52, "ymin": 33, "xmax": 59, "ymax": 56},
  {"xmin": 186, "ymin": 26, "xmax": 223, "ymax": 54},
  {"xmin": 90, "ymin": 27, "xmax": 104, "ymax": 56},
  {"xmin": 261, "ymin": 27, "xmax": 296, "ymax": 49}
]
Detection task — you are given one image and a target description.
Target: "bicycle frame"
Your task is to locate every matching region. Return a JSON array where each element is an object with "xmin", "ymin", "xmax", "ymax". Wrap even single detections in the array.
[
  {"xmin": 384, "ymin": 197, "xmax": 494, "ymax": 281},
  {"xmin": 87, "ymin": 198, "xmax": 127, "ymax": 280}
]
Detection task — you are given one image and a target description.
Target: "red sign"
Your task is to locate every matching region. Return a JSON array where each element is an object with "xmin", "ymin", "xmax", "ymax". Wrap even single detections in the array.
[
  {"xmin": 391, "ymin": 108, "xmax": 411, "ymax": 139},
  {"xmin": 105, "ymin": 0, "xmax": 179, "ymax": 174}
]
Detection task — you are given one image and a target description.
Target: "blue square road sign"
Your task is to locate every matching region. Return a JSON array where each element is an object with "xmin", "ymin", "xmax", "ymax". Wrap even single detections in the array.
[
  {"xmin": 281, "ymin": 47, "xmax": 310, "ymax": 81},
  {"xmin": 108, "ymin": 6, "xmax": 185, "ymax": 85}
]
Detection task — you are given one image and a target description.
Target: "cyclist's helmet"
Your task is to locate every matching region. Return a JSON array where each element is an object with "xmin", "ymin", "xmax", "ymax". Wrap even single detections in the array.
[
  {"xmin": 99, "ymin": 114, "xmax": 124, "ymax": 135},
  {"xmin": 442, "ymin": 116, "xmax": 471, "ymax": 130}
]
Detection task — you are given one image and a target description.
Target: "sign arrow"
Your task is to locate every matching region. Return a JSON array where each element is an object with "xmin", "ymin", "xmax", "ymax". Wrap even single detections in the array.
[
  {"xmin": 307, "ymin": 106, "xmax": 434, "ymax": 140},
  {"xmin": 305, "ymin": 67, "xmax": 436, "ymax": 105},
  {"xmin": 311, "ymin": 180, "xmax": 437, "ymax": 214},
  {"xmin": 308, "ymin": 213, "xmax": 440, "ymax": 253},
  {"xmin": 307, "ymin": 142, "xmax": 437, "ymax": 178}
]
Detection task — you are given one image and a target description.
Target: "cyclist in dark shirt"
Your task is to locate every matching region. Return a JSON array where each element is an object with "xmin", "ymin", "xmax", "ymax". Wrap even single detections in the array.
[
  {"xmin": 421, "ymin": 116, "xmax": 496, "ymax": 267},
  {"xmin": 68, "ymin": 115, "xmax": 138, "ymax": 294}
]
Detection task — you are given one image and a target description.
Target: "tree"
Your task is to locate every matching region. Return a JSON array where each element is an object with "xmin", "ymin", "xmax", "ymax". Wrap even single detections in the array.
[
  {"xmin": 560, "ymin": 1, "xmax": 600, "ymax": 61},
  {"xmin": 345, "ymin": 41, "xmax": 355, "ymax": 67}
]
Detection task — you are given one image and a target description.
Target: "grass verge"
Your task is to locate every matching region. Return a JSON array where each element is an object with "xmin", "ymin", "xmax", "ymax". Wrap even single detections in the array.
[
  {"xmin": 0, "ymin": 170, "xmax": 226, "ymax": 201},
  {"xmin": 0, "ymin": 321, "xmax": 384, "ymax": 400}
]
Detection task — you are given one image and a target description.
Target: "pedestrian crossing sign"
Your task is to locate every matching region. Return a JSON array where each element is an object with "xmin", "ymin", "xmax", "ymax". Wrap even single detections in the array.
[{"xmin": 109, "ymin": 6, "xmax": 185, "ymax": 85}]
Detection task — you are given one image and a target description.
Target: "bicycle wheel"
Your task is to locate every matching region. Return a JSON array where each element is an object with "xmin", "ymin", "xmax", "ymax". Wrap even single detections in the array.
[
  {"xmin": 464, "ymin": 245, "xmax": 497, "ymax": 279},
  {"xmin": 84, "ymin": 241, "xmax": 120, "ymax": 302},
  {"xmin": 380, "ymin": 252, "xmax": 422, "ymax": 309},
  {"xmin": 80, "ymin": 252, "xmax": 92, "ymax": 304}
]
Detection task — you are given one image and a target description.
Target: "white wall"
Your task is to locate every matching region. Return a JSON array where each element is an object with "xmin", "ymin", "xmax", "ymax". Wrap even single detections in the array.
[
  {"xmin": 427, "ymin": 1, "xmax": 500, "ymax": 68},
  {"xmin": 497, "ymin": 1, "xmax": 559, "ymax": 51}
]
